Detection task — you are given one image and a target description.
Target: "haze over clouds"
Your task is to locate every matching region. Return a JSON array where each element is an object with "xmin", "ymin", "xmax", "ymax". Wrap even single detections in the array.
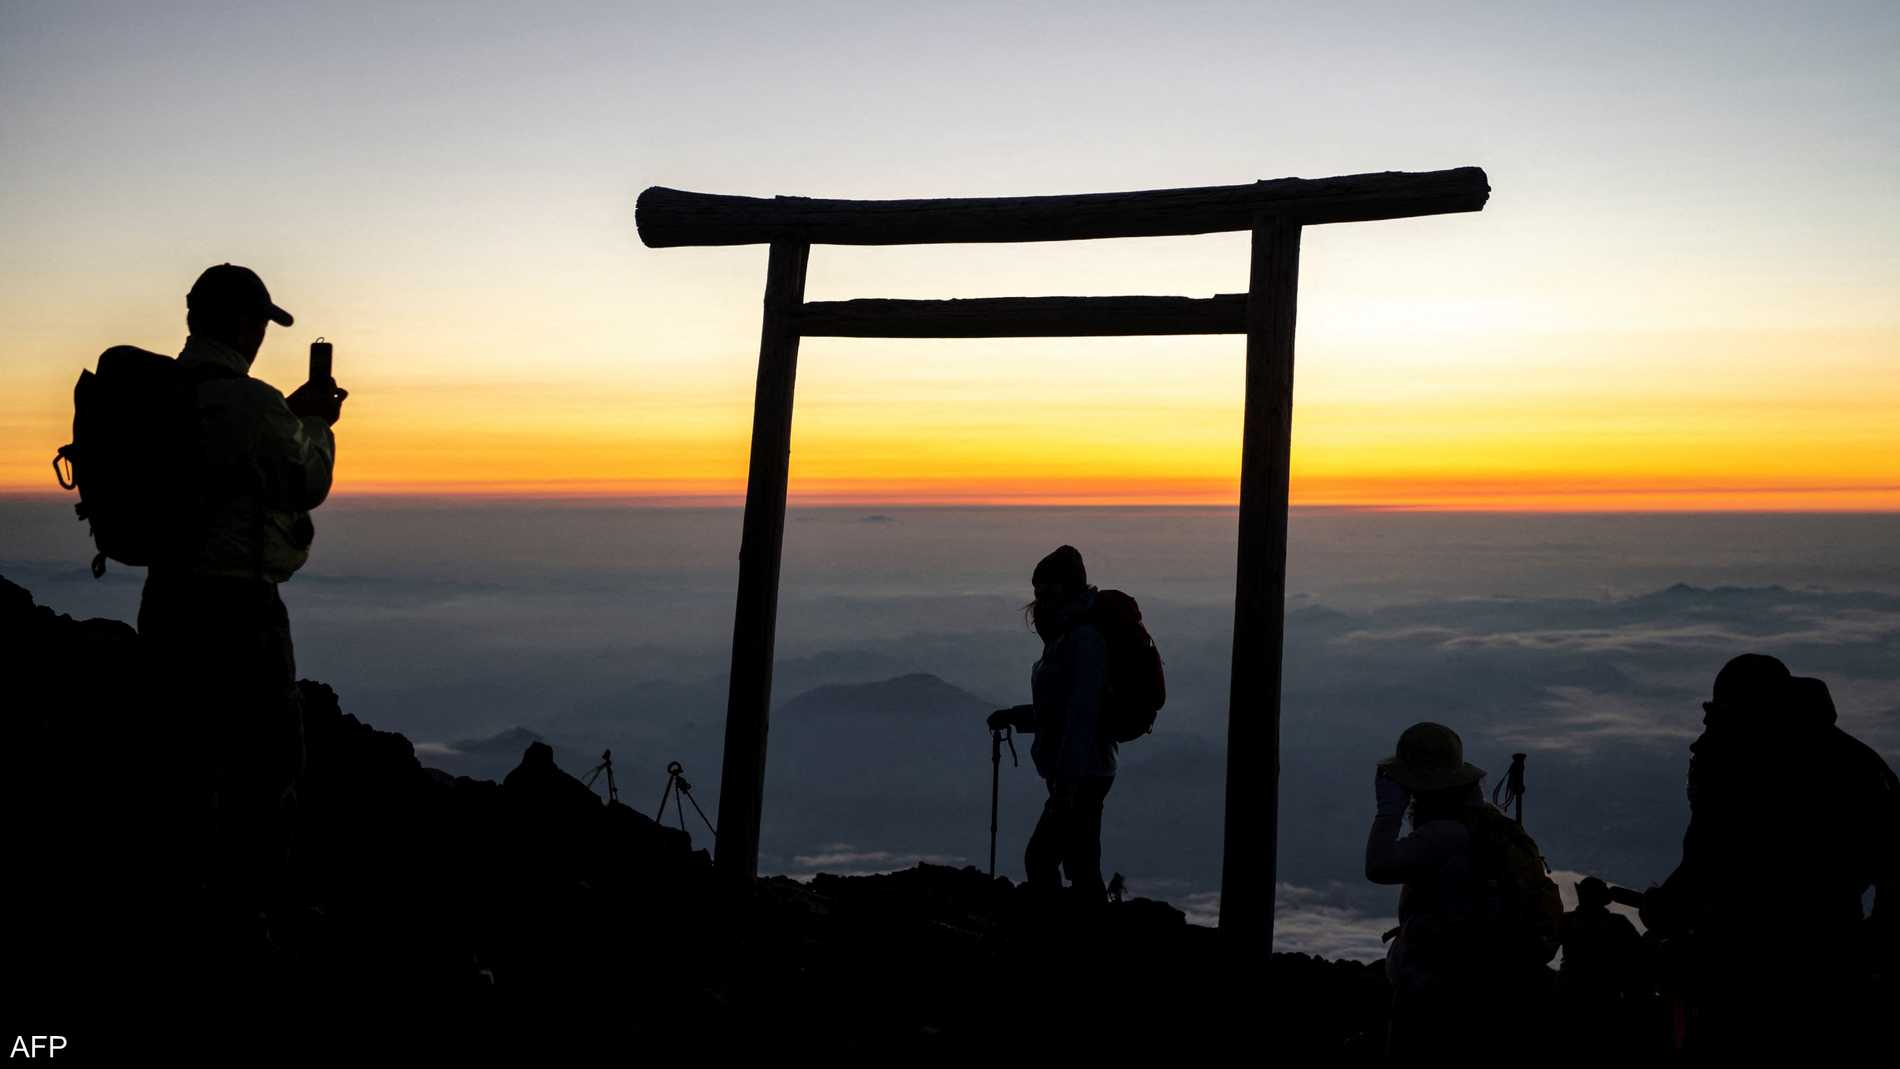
[{"xmin": 7, "ymin": 501, "xmax": 1895, "ymax": 957}]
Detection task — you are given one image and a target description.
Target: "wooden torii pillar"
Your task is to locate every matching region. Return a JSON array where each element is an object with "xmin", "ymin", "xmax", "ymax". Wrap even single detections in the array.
[{"xmin": 635, "ymin": 167, "xmax": 1490, "ymax": 955}]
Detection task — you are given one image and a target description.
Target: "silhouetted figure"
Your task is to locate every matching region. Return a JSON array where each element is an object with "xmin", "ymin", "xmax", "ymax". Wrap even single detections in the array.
[
  {"xmin": 505, "ymin": 740, "xmax": 602, "ymax": 812},
  {"xmin": 1366, "ymin": 722, "xmax": 1559, "ymax": 1056},
  {"xmin": 137, "ymin": 264, "xmax": 347, "ymax": 938},
  {"xmin": 1558, "ymin": 877, "xmax": 1648, "ymax": 1053},
  {"xmin": 1642, "ymin": 654, "xmax": 1898, "ymax": 1053},
  {"xmin": 988, "ymin": 545, "xmax": 1116, "ymax": 903}
]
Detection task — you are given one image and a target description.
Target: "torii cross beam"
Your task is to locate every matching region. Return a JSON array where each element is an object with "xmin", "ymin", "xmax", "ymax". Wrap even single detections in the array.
[{"xmin": 635, "ymin": 166, "xmax": 1491, "ymax": 955}]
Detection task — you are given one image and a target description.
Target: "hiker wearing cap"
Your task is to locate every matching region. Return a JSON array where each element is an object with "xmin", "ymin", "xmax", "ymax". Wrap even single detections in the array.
[
  {"xmin": 137, "ymin": 264, "xmax": 347, "ymax": 936},
  {"xmin": 987, "ymin": 545, "xmax": 1116, "ymax": 902},
  {"xmin": 1366, "ymin": 722, "xmax": 1557, "ymax": 1055},
  {"xmin": 1643, "ymin": 654, "xmax": 1898, "ymax": 1053}
]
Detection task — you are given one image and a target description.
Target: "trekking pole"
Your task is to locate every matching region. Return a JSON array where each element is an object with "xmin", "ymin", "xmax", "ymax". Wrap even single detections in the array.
[
  {"xmin": 988, "ymin": 726, "xmax": 1017, "ymax": 878},
  {"xmin": 1493, "ymin": 752, "xmax": 1528, "ymax": 826},
  {"xmin": 995, "ymin": 729, "xmax": 1010, "ymax": 877}
]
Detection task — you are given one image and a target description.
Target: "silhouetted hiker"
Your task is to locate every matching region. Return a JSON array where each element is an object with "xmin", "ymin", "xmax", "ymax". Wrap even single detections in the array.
[
  {"xmin": 136, "ymin": 264, "xmax": 346, "ymax": 940},
  {"xmin": 1366, "ymin": 722, "xmax": 1561, "ymax": 1056},
  {"xmin": 1560, "ymin": 877, "xmax": 1646, "ymax": 994},
  {"xmin": 1558, "ymin": 877, "xmax": 1649, "ymax": 1052},
  {"xmin": 1642, "ymin": 654, "xmax": 1899, "ymax": 1053},
  {"xmin": 988, "ymin": 545, "xmax": 1117, "ymax": 903},
  {"xmin": 505, "ymin": 740, "xmax": 603, "ymax": 813}
]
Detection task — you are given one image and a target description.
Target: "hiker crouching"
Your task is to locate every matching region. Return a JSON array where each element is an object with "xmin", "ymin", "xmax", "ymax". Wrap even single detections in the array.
[{"xmin": 1366, "ymin": 722, "xmax": 1560, "ymax": 1055}]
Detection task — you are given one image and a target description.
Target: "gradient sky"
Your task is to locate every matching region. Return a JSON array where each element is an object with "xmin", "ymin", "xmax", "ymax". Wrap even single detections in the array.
[{"xmin": 3, "ymin": 1, "xmax": 1895, "ymax": 507}]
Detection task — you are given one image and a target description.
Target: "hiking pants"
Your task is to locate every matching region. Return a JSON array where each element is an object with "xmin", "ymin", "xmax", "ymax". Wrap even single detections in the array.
[
  {"xmin": 1025, "ymin": 776, "xmax": 1113, "ymax": 898},
  {"xmin": 139, "ymin": 572, "xmax": 304, "ymax": 910}
]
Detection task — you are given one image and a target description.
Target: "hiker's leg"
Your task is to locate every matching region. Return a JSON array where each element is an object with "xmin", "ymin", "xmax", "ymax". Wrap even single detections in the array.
[
  {"xmin": 215, "ymin": 584, "xmax": 303, "ymax": 913},
  {"xmin": 1385, "ymin": 990, "xmax": 1439, "ymax": 1056},
  {"xmin": 150, "ymin": 578, "xmax": 301, "ymax": 921},
  {"xmin": 1061, "ymin": 776, "xmax": 1112, "ymax": 900},
  {"xmin": 139, "ymin": 574, "xmax": 224, "ymax": 885},
  {"xmin": 1023, "ymin": 783, "xmax": 1065, "ymax": 889},
  {"xmin": 1394, "ymin": 985, "xmax": 1478, "ymax": 1057}
]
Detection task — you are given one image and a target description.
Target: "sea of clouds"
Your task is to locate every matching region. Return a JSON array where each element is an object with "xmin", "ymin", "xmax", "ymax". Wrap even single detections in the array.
[{"xmin": 6, "ymin": 501, "xmax": 1895, "ymax": 958}]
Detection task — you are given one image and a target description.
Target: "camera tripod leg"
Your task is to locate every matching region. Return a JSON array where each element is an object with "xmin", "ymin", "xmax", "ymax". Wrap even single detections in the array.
[{"xmin": 656, "ymin": 776, "xmax": 674, "ymax": 824}]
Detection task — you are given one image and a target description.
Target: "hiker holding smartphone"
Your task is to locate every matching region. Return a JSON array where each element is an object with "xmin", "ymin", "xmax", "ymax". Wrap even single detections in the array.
[{"xmin": 133, "ymin": 264, "xmax": 346, "ymax": 943}]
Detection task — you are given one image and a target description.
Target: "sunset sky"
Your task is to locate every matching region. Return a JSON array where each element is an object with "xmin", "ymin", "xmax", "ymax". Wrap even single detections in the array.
[{"xmin": 3, "ymin": 1, "xmax": 1895, "ymax": 508}]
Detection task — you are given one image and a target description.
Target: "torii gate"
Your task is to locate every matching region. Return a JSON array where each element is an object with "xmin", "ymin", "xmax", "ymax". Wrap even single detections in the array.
[{"xmin": 635, "ymin": 166, "xmax": 1490, "ymax": 954}]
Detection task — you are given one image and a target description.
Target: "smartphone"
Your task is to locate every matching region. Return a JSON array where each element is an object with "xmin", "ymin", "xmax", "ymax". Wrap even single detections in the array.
[{"xmin": 309, "ymin": 338, "xmax": 333, "ymax": 383}]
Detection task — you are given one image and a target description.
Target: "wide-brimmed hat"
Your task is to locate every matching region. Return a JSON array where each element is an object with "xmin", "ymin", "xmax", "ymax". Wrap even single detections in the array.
[{"xmin": 1378, "ymin": 722, "xmax": 1484, "ymax": 793}]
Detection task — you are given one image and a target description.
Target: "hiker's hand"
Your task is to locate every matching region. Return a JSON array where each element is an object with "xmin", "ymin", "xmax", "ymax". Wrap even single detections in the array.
[
  {"xmin": 1374, "ymin": 768, "xmax": 1409, "ymax": 816},
  {"xmin": 289, "ymin": 378, "xmax": 349, "ymax": 426},
  {"xmin": 987, "ymin": 709, "xmax": 1013, "ymax": 731}
]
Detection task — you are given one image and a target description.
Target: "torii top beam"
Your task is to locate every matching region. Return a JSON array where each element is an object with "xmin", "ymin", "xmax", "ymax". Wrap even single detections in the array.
[{"xmin": 636, "ymin": 167, "xmax": 1489, "ymax": 248}]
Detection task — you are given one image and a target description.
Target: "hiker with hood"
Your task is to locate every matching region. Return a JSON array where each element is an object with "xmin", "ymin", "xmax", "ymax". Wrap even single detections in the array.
[
  {"xmin": 138, "ymin": 264, "xmax": 347, "ymax": 936},
  {"xmin": 988, "ymin": 546, "xmax": 1124, "ymax": 903},
  {"xmin": 1366, "ymin": 722, "xmax": 1560, "ymax": 1055},
  {"xmin": 1642, "ymin": 654, "xmax": 1899, "ymax": 1053}
]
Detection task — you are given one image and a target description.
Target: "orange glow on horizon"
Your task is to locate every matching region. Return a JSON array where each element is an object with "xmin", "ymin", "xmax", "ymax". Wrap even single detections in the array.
[
  {"xmin": 142, "ymin": 475, "xmax": 1897, "ymax": 511},
  {"xmin": 4, "ymin": 315, "xmax": 1894, "ymax": 514}
]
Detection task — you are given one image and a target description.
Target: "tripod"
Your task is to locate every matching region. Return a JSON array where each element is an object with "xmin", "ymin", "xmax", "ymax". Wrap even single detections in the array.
[
  {"xmin": 656, "ymin": 760, "xmax": 717, "ymax": 841},
  {"xmin": 582, "ymin": 749, "xmax": 619, "ymax": 804}
]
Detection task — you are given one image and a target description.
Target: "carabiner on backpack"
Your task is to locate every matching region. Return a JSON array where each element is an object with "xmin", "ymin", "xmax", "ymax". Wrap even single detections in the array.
[{"xmin": 52, "ymin": 446, "xmax": 76, "ymax": 490}]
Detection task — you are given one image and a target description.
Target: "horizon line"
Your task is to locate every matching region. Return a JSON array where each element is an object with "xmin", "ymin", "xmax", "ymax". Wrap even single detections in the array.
[{"xmin": 5, "ymin": 487, "xmax": 1900, "ymax": 515}]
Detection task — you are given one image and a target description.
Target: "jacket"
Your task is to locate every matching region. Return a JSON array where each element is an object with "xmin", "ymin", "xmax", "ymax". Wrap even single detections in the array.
[
  {"xmin": 1367, "ymin": 787, "xmax": 1490, "ymax": 997},
  {"xmin": 163, "ymin": 335, "xmax": 335, "ymax": 582},
  {"xmin": 1650, "ymin": 709, "xmax": 1899, "ymax": 962},
  {"xmin": 1022, "ymin": 588, "xmax": 1117, "ymax": 782}
]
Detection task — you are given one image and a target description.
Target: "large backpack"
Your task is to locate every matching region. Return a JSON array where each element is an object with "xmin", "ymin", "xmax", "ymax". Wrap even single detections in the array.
[
  {"xmin": 52, "ymin": 346, "xmax": 232, "ymax": 578},
  {"xmin": 1460, "ymin": 803, "xmax": 1564, "ymax": 969},
  {"xmin": 1089, "ymin": 589, "xmax": 1166, "ymax": 743}
]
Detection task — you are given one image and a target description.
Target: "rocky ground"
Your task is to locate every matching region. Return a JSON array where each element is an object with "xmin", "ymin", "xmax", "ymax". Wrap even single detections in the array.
[{"xmin": 4, "ymin": 575, "xmax": 1391, "ymax": 1059}]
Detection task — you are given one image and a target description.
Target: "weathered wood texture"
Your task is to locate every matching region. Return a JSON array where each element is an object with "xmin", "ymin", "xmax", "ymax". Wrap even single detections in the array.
[
  {"xmin": 637, "ymin": 167, "xmax": 1487, "ymax": 247},
  {"xmin": 796, "ymin": 294, "xmax": 1248, "ymax": 338},
  {"xmin": 715, "ymin": 241, "xmax": 810, "ymax": 880},
  {"xmin": 1218, "ymin": 216, "xmax": 1301, "ymax": 958}
]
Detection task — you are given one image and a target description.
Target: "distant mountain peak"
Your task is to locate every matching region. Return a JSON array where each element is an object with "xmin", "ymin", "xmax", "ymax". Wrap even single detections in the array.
[
  {"xmin": 449, "ymin": 725, "xmax": 545, "ymax": 755},
  {"xmin": 777, "ymin": 672, "xmax": 993, "ymax": 719}
]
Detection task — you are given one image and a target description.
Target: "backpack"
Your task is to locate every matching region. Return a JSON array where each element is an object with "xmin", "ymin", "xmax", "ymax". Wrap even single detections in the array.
[
  {"xmin": 52, "ymin": 347, "xmax": 232, "ymax": 578},
  {"xmin": 1089, "ymin": 589, "xmax": 1166, "ymax": 743},
  {"xmin": 1459, "ymin": 803, "xmax": 1563, "ymax": 968}
]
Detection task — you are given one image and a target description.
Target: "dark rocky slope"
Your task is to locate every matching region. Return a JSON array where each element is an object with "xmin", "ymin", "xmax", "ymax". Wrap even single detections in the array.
[{"xmin": 2, "ymin": 576, "xmax": 1389, "ymax": 1059}]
